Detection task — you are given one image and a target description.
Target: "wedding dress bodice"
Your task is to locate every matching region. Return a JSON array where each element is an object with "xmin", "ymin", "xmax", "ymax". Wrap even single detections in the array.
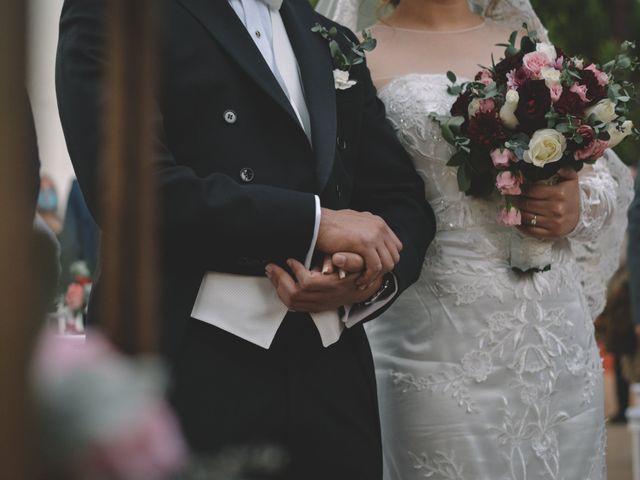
[{"xmin": 377, "ymin": 71, "xmax": 633, "ymax": 317}]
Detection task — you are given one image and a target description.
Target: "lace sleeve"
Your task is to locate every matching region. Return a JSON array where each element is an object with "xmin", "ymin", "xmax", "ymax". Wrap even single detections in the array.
[{"xmin": 570, "ymin": 150, "xmax": 634, "ymax": 319}]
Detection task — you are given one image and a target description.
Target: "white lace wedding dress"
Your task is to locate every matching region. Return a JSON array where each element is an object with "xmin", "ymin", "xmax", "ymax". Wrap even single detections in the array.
[
  {"xmin": 315, "ymin": 3, "xmax": 635, "ymax": 477},
  {"xmin": 368, "ymin": 71, "xmax": 631, "ymax": 480}
]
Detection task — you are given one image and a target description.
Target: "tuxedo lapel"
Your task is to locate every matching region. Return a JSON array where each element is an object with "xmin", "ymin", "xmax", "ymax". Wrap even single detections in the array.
[
  {"xmin": 281, "ymin": 0, "xmax": 337, "ymax": 192},
  {"xmin": 175, "ymin": 0, "xmax": 301, "ymax": 130}
]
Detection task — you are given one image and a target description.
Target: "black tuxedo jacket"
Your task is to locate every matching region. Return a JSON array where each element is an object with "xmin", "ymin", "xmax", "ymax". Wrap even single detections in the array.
[
  {"xmin": 57, "ymin": 2, "xmax": 435, "ymax": 476},
  {"xmin": 57, "ymin": 0, "xmax": 435, "ymax": 357}
]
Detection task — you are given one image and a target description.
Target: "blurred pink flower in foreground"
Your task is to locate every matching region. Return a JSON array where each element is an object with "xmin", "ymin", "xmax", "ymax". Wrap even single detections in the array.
[
  {"xmin": 32, "ymin": 330, "xmax": 188, "ymax": 480},
  {"xmin": 86, "ymin": 403, "xmax": 187, "ymax": 480}
]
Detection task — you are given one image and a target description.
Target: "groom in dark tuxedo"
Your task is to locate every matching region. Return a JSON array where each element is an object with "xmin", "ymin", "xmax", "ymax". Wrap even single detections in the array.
[{"xmin": 56, "ymin": 0, "xmax": 435, "ymax": 477}]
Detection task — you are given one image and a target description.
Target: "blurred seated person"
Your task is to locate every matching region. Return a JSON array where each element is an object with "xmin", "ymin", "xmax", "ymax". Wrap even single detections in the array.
[
  {"xmin": 59, "ymin": 179, "xmax": 99, "ymax": 289},
  {"xmin": 22, "ymin": 91, "xmax": 61, "ymax": 313},
  {"xmin": 37, "ymin": 174, "xmax": 63, "ymax": 235}
]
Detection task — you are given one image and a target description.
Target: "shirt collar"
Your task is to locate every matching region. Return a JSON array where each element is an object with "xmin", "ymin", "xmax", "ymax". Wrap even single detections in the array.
[{"xmin": 259, "ymin": 0, "xmax": 283, "ymax": 10}]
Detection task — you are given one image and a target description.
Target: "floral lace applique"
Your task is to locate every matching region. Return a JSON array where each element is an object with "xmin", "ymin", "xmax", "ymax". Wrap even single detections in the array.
[{"xmin": 408, "ymin": 451, "xmax": 465, "ymax": 480}]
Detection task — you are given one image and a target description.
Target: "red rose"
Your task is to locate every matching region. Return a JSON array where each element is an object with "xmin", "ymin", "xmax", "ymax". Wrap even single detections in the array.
[
  {"xmin": 468, "ymin": 111, "xmax": 508, "ymax": 150},
  {"xmin": 514, "ymin": 80, "xmax": 552, "ymax": 134},
  {"xmin": 494, "ymin": 51, "xmax": 525, "ymax": 84},
  {"xmin": 451, "ymin": 90, "xmax": 473, "ymax": 120},
  {"xmin": 580, "ymin": 69, "xmax": 607, "ymax": 104},
  {"xmin": 554, "ymin": 89, "xmax": 586, "ymax": 117}
]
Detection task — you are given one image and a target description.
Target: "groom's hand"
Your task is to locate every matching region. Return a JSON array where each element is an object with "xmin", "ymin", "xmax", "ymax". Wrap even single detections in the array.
[
  {"xmin": 317, "ymin": 208, "xmax": 401, "ymax": 287},
  {"xmin": 265, "ymin": 259, "xmax": 382, "ymax": 313}
]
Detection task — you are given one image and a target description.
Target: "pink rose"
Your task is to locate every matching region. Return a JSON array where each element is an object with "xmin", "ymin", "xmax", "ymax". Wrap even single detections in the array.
[
  {"xmin": 585, "ymin": 64, "xmax": 609, "ymax": 86},
  {"xmin": 65, "ymin": 283, "xmax": 85, "ymax": 312},
  {"xmin": 549, "ymin": 84, "xmax": 563, "ymax": 103},
  {"xmin": 554, "ymin": 56, "xmax": 565, "ymax": 70},
  {"xmin": 478, "ymin": 98, "xmax": 496, "ymax": 114},
  {"xmin": 522, "ymin": 52, "xmax": 551, "ymax": 78},
  {"xmin": 476, "ymin": 69, "xmax": 494, "ymax": 86},
  {"xmin": 569, "ymin": 83, "xmax": 590, "ymax": 103},
  {"xmin": 496, "ymin": 171, "xmax": 523, "ymax": 195},
  {"xmin": 575, "ymin": 138, "xmax": 608, "ymax": 161},
  {"xmin": 490, "ymin": 148, "xmax": 517, "ymax": 168},
  {"xmin": 498, "ymin": 206, "xmax": 522, "ymax": 226}
]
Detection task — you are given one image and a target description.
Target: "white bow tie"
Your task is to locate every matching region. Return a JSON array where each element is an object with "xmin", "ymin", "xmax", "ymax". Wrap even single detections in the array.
[{"xmin": 260, "ymin": 0, "xmax": 283, "ymax": 10}]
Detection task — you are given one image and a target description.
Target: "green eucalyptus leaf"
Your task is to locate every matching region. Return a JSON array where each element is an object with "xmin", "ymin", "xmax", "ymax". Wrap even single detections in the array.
[
  {"xmin": 457, "ymin": 163, "xmax": 472, "ymax": 192},
  {"xmin": 509, "ymin": 30, "xmax": 518, "ymax": 47},
  {"xmin": 447, "ymin": 71, "xmax": 457, "ymax": 84}
]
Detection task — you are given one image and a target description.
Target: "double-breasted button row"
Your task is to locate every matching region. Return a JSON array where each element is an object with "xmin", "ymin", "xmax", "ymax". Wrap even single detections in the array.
[{"xmin": 336, "ymin": 136, "xmax": 348, "ymax": 151}]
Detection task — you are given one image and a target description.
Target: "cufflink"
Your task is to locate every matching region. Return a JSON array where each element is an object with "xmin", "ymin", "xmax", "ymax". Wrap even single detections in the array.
[{"xmin": 240, "ymin": 167, "xmax": 255, "ymax": 183}]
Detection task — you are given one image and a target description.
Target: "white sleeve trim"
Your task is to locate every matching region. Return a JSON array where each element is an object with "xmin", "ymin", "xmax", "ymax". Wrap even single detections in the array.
[{"xmin": 305, "ymin": 195, "xmax": 321, "ymax": 269}]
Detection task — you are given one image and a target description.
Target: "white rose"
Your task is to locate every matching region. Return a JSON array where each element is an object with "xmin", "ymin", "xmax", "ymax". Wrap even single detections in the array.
[
  {"xmin": 536, "ymin": 42, "xmax": 557, "ymax": 62},
  {"xmin": 608, "ymin": 120, "xmax": 634, "ymax": 148},
  {"xmin": 524, "ymin": 129, "xmax": 567, "ymax": 167},
  {"xmin": 540, "ymin": 67, "xmax": 561, "ymax": 87},
  {"xmin": 499, "ymin": 89, "xmax": 520, "ymax": 129},
  {"xmin": 586, "ymin": 99, "xmax": 618, "ymax": 123},
  {"xmin": 333, "ymin": 69, "xmax": 357, "ymax": 90},
  {"xmin": 573, "ymin": 57, "xmax": 584, "ymax": 69}
]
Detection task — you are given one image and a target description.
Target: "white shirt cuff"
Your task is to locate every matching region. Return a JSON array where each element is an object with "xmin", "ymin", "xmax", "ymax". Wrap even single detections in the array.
[
  {"xmin": 304, "ymin": 195, "xmax": 321, "ymax": 269},
  {"xmin": 341, "ymin": 274, "xmax": 399, "ymax": 329}
]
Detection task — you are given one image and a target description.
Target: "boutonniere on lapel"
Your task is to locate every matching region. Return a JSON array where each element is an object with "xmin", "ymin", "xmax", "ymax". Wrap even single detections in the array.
[{"xmin": 311, "ymin": 23, "xmax": 376, "ymax": 91}]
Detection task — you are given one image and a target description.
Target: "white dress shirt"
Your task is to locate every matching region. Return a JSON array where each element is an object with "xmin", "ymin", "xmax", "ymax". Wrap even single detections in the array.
[{"xmin": 191, "ymin": 0, "xmax": 394, "ymax": 349}]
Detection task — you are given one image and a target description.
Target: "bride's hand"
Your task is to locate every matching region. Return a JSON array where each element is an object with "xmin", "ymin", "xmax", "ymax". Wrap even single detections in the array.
[
  {"xmin": 510, "ymin": 168, "xmax": 581, "ymax": 240},
  {"xmin": 265, "ymin": 258, "xmax": 382, "ymax": 313}
]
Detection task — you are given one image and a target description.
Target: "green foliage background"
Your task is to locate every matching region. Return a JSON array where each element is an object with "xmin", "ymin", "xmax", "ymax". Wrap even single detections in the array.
[{"xmin": 308, "ymin": 0, "xmax": 640, "ymax": 165}]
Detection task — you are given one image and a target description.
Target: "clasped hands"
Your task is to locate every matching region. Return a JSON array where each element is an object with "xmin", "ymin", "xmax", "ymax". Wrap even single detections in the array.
[{"xmin": 265, "ymin": 209, "xmax": 401, "ymax": 313}]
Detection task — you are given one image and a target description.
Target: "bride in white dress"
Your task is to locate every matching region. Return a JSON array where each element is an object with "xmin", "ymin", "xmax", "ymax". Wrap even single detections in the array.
[{"xmin": 317, "ymin": 0, "xmax": 634, "ymax": 478}]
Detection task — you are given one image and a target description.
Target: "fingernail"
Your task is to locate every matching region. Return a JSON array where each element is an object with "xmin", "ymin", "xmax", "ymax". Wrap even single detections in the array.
[
  {"xmin": 265, "ymin": 266, "xmax": 272, "ymax": 278},
  {"xmin": 334, "ymin": 254, "xmax": 346, "ymax": 266},
  {"xmin": 339, "ymin": 269, "xmax": 347, "ymax": 279},
  {"xmin": 286, "ymin": 259, "xmax": 293, "ymax": 267}
]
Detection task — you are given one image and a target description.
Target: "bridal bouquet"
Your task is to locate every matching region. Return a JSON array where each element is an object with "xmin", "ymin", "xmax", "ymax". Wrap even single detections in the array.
[{"xmin": 432, "ymin": 27, "xmax": 639, "ymax": 271}]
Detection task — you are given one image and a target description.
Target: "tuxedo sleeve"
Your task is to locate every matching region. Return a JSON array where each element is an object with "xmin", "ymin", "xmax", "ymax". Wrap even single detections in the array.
[
  {"xmin": 345, "ymin": 29, "xmax": 436, "ymax": 318},
  {"xmin": 55, "ymin": 0, "xmax": 316, "ymax": 271}
]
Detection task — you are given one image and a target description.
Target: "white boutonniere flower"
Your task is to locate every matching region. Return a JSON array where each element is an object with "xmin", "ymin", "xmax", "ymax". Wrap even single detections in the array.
[
  {"xmin": 333, "ymin": 69, "xmax": 357, "ymax": 90},
  {"xmin": 312, "ymin": 24, "xmax": 377, "ymax": 91}
]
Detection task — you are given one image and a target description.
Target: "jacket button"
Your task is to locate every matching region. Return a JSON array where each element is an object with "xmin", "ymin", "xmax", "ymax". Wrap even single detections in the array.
[
  {"xmin": 240, "ymin": 168, "xmax": 254, "ymax": 183},
  {"xmin": 223, "ymin": 110, "xmax": 237, "ymax": 124},
  {"xmin": 336, "ymin": 136, "xmax": 347, "ymax": 151}
]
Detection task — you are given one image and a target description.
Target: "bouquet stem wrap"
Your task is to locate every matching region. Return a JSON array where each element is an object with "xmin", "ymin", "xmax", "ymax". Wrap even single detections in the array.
[{"xmin": 509, "ymin": 231, "xmax": 553, "ymax": 272}]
